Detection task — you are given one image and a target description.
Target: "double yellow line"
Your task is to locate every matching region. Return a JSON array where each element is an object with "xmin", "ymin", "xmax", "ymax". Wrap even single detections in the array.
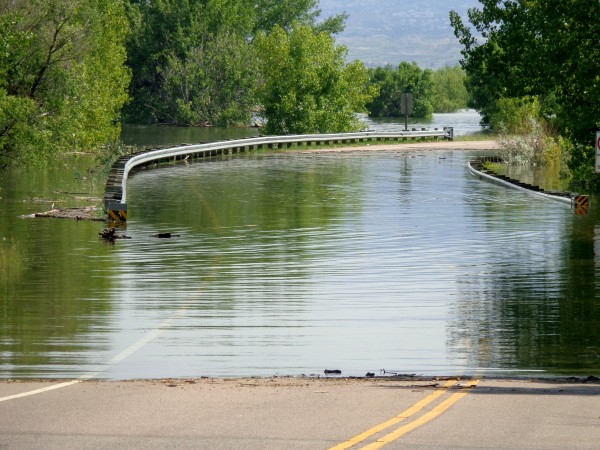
[{"xmin": 330, "ymin": 378, "xmax": 479, "ymax": 450}]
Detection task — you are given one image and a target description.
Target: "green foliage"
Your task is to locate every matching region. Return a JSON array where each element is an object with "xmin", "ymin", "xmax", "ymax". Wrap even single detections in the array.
[
  {"xmin": 482, "ymin": 161, "xmax": 506, "ymax": 174},
  {"xmin": 252, "ymin": 0, "xmax": 347, "ymax": 35},
  {"xmin": 254, "ymin": 24, "xmax": 376, "ymax": 135},
  {"xmin": 366, "ymin": 63, "xmax": 434, "ymax": 119},
  {"xmin": 363, "ymin": 62, "xmax": 470, "ymax": 117},
  {"xmin": 430, "ymin": 65, "xmax": 470, "ymax": 113},
  {"xmin": 568, "ymin": 143, "xmax": 600, "ymax": 191},
  {"xmin": 450, "ymin": 0, "xmax": 600, "ymax": 188},
  {"xmin": 124, "ymin": 0, "xmax": 347, "ymax": 127},
  {"xmin": 160, "ymin": 32, "xmax": 258, "ymax": 127},
  {"xmin": 493, "ymin": 96, "xmax": 570, "ymax": 182},
  {"xmin": 124, "ymin": 0, "xmax": 258, "ymax": 126},
  {"xmin": 493, "ymin": 96, "xmax": 547, "ymax": 164},
  {"xmin": 0, "ymin": 0, "xmax": 131, "ymax": 167},
  {"xmin": 492, "ymin": 97, "xmax": 544, "ymax": 136}
]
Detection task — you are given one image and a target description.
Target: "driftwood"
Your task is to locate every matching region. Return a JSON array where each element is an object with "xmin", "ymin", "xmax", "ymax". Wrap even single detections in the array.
[
  {"xmin": 152, "ymin": 233, "xmax": 181, "ymax": 238},
  {"xmin": 99, "ymin": 227, "xmax": 130, "ymax": 241},
  {"xmin": 31, "ymin": 206, "xmax": 105, "ymax": 221}
]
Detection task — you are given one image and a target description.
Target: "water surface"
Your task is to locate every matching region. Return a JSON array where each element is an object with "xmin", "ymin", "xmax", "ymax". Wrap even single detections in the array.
[
  {"xmin": 119, "ymin": 109, "xmax": 484, "ymax": 148},
  {"xmin": 2, "ymin": 149, "xmax": 598, "ymax": 379}
]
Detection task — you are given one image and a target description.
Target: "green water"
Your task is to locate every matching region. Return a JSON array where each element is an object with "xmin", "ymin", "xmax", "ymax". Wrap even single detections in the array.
[
  {"xmin": 1, "ymin": 140, "xmax": 599, "ymax": 379},
  {"xmin": 120, "ymin": 124, "xmax": 259, "ymax": 148}
]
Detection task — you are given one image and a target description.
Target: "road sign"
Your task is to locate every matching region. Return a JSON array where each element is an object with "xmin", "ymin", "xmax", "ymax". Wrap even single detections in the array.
[
  {"xmin": 596, "ymin": 131, "xmax": 600, "ymax": 173},
  {"xmin": 574, "ymin": 195, "xmax": 590, "ymax": 215},
  {"xmin": 400, "ymin": 93, "xmax": 413, "ymax": 115},
  {"xmin": 401, "ymin": 93, "xmax": 412, "ymax": 131}
]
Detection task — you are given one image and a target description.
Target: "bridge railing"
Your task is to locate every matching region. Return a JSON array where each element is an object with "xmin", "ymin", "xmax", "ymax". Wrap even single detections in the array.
[{"xmin": 104, "ymin": 128, "xmax": 453, "ymax": 222}]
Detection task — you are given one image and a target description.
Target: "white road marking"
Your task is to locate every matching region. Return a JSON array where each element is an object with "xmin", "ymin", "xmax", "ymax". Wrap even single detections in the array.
[
  {"xmin": 0, "ymin": 311, "xmax": 186, "ymax": 402},
  {"xmin": 0, "ymin": 380, "xmax": 82, "ymax": 403}
]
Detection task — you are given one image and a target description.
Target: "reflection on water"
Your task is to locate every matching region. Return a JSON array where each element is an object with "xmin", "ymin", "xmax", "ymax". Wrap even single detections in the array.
[
  {"xmin": 2, "ymin": 149, "xmax": 599, "ymax": 379},
  {"xmin": 363, "ymin": 109, "xmax": 484, "ymax": 136},
  {"xmin": 119, "ymin": 109, "xmax": 484, "ymax": 148},
  {"xmin": 120, "ymin": 124, "xmax": 259, "ymax": 147}
]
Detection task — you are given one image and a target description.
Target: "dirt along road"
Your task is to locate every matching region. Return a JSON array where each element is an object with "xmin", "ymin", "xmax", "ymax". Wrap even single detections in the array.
[
  {"xmin": 295, "ymin": 139, "xmax": 500, "ymax": 153},
  {"xmin": 1, "ymin": 376, "xmax": 599, "ymax": 449}
]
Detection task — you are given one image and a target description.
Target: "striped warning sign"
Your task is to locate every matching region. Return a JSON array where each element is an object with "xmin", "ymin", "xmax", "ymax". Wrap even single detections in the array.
[
  {"xmin": 106, "ymin": 201, "xmax": 128, "ymax": 222},
  {"xmin": 108, "ymin": 209, "xmax": 128, "ymax": 222},
  {"xmin": 574, "ymin": 195, "xmax": 590, "ymax": 215}
]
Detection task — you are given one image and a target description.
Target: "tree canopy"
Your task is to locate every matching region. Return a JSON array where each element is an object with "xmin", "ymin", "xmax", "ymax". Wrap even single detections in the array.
[
  {"xmin": 254, "ymin": 24, "xmax": 375, "ymax": 134},
  {"xmin": 430, "ymin": 65, "xmax": 470, "ymax": 114},
  {"xmin": 366, "ymin": 63, "xmax": 434, "ymax": 119},
  {"xmin": 0, "ymin": 0, "xmax": 130, "ymax": 167},
  {"xmin": 124, "ymin": 0, "xmax": 348, "ymax": 127},
  {"xmin": 364, "ymin": 64, "xmax": 470, "ymax": 118},
  {"xmin": 124, "ymin": 0, "xmax": 258, "ymax": 126},
  {"xmin": 450, "ymin": 0, "xmax": 600, "ymax": 186},
  {"xmin": 1, "ymin": 0, "xmax": 477, "ymax": 169}
]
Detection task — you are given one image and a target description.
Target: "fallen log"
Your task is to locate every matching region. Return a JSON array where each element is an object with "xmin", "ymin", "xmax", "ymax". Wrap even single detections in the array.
[{"xmin": 31, "ymin": 206, "xmax": 105, "ymax": 221}]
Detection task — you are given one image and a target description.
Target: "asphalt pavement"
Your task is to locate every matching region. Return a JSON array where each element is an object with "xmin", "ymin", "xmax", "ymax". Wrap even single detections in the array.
[{"xmin": 1, "ymin": 377, "xmax": 599, "ymax": 449}]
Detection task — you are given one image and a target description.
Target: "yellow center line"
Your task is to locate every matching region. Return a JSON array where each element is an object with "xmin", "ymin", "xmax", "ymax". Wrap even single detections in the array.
[
  {"xmin": 359, "ymin": 380, "xmax": 480, "ymax": 450},
  {"xmin": 328, "ymin": 379, "xmax": 457, "ymax": 450}
]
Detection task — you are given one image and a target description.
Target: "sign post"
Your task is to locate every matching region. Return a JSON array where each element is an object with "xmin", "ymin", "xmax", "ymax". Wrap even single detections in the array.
[
  {"xmin": 400, "ymin": 93, "xmax": 413, "ymax": 131},
  {"xmin": 596, "ymin": 131, "xmax": 600, "ymax": 173}
]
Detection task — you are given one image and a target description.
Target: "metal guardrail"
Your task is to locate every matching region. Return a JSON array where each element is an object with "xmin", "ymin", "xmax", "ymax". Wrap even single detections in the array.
[
  {"xmin": 467, "ymin": 159, "xmax": 590, "ymax": 213},
  {"xmin": 104, "ymin": 128, "xmax": 453, "ymax": 221}
]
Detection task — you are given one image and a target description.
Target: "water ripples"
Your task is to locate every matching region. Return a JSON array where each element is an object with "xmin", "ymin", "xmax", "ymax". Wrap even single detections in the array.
[
  {"xmin": 89, "ymin": 150, "xmax": 591, "ymax": 378},
  {"xmin": 4, "ymin": 149, "xmax": 597, "ymax": 379}
]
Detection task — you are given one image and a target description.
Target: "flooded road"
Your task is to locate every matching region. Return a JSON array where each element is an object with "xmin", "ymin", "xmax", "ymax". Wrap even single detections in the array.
[{"xmin": 1, "ymin": 146, "xmax": 599, "ymax": 379}]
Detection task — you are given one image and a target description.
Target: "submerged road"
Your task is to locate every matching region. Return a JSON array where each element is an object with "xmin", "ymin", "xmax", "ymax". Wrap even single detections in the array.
[
  {"xmin": 1, "ymin": 377, "xmax": 598, "ymax": 449},
  {"xmin": 6, "ymin": 139, "xmax": 598, "ymax": 449}
]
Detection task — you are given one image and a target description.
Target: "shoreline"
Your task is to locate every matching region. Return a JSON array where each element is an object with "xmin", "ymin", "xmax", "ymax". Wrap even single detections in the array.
[
  {"xmin": 293, "ymin": 139, "xmax": 500, "ymax": 153},
  {"xmin": 2, "ymin": 373, "xmax": 597, "ymax": 385}
]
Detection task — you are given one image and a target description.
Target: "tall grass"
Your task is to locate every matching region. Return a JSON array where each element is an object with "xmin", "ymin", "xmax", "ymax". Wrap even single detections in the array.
[{"xmin": 492, "ymin": 96, "xmax": 570, "ymax": 180}]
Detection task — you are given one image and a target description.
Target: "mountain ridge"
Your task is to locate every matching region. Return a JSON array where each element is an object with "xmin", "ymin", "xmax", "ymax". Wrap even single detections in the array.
[{"xmin": 318, "ymin": 0, "xmax": 479, "ymax": 68}]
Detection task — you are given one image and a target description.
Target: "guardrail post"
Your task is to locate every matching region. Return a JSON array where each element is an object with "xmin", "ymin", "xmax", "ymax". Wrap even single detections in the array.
[{"xmin": 444, "ymin": 127, "xmax": 454, "ymax": 140}]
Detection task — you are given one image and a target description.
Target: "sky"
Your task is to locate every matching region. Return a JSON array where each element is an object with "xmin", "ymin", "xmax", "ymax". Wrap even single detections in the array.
[{"xmin": 318, "ymin": 0, "xmax": 481, "ymax": 68}]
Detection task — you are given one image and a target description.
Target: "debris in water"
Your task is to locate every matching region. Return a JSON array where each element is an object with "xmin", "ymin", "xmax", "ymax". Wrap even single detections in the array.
[
  {"xmin": 27, "ymin": 206, "xmax": 105, "ymax": 221},
  {"xmin": 99, "ymin": 227, "xmax": 130, "ymax": 241},
  {"xmin": 324, "ymin": 369, "xmax": 342, "ymax": 375},
  {"xmin": 152, "ymin": 233, "xmax": 181, "ymax": 238}
]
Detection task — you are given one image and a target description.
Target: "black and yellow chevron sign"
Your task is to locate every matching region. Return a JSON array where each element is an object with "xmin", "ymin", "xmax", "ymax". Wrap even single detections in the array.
[
  {"xmin": 574, "ymin": 195, "xmax": 590, "ymax": 215},
  {"xmin": 106, "ymin": 201, "xmax": 128, "ymax": 222},
  {"xmin": 108, "ymin": 209, "xmax": 128, "ymax": 222}
]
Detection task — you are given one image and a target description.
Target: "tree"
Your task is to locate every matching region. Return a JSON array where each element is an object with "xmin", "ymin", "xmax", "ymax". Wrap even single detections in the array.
[
  {"xmin": 252, "ymin": 0, "xmax": 347, "ymax": 35},
  {"xmin": 431, "ymin": 65, "xmax": 470, "ymax": 113},
  {"xmin": 0, "ymin": 0, "xmax": 130, "ymax": 167},
  {"xmin": 366, "ymin": 63, "xmax": 433, "ymax": 118},
  {"xmin": 124, "ymin": 0, "xmax": 347, "ymax": 127},
  {"xmin": 124, "ymin": 0, "xmax": 258, "ymax": 126},
  {"xmin": 450, "ymin": 1, "xmax": 600, "ymax": 186},
  {"xmin": 254, "ymin": 24, "xmax": 376, "ymax": 135}
]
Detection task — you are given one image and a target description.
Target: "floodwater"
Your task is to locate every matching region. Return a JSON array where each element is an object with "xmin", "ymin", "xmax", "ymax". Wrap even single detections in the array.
[
  {"xmin": 363, "ymin": 109, "xmax": 485, "ymax": 137},
  {"xmin": 1, "ymin": 115, "xmax": 599, "ymax": 380},
  {"xmin": 119, "ymin": 109, "xmax": 485, "ymax": 148}
]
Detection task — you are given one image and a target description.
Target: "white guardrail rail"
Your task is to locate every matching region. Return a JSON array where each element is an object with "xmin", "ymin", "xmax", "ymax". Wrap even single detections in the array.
[
  {"xmin": 104, "ymin": 128, "xmax": 453, "ymax": 222},
  {"xmin": 468, "ymin": 158, "xmax": 591, "ymax": 215}
]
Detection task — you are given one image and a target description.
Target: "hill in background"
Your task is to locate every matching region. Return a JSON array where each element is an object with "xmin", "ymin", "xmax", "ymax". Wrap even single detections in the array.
[{"xmin": 319, "ymin": 0, "xmax": 479, "ymax": 68}]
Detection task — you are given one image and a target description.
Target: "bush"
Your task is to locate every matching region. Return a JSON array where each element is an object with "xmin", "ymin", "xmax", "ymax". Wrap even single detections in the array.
[{"xmin": 493, "ymin": 96, "xmax": 573, "ymax": 186}]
